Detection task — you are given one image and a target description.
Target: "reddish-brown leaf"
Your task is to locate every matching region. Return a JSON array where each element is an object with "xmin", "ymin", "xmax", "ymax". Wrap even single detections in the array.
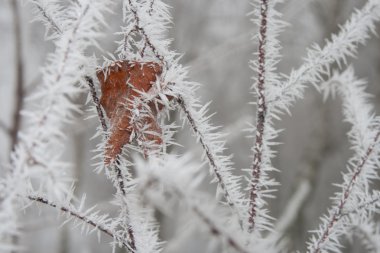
[{"xmin": 97, "ymin": 60, "xmax": 163, "ymax": 165}]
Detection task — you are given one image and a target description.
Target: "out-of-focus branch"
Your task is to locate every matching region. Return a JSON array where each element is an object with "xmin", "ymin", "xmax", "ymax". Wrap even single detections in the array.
[
  {"xmin": 188, "ymin": 32, "xmax": 252, "ymax": 75},
  {"xmin": 31, "ymin": 2, "xmax": 108, "ymax": 136},
  {"xmin": 274, "ymin": 180, "xmax": 311, "ymax": 234},
  {"xmin": 141, "ymin": 177, "xmax": 250, "ymax": 253},
  {"xmin": 10, "ymin": 0, "xmax": 24, "ymax": 153},
  {"xmin": 9, "ymin": 1, "xmax": 25, "ymax": 250},
  {"xmin": 0, "ymin": 121, "xmax": 10, "ymax": 136}
]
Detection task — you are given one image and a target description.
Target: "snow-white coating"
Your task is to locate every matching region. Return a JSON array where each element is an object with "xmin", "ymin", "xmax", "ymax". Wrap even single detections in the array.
[{"xmin": 0, "ymin": 0, "xmax": 380, "ymax": 252}]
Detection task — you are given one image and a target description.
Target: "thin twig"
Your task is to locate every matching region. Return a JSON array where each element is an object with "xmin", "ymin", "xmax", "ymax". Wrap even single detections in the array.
[
  {"xmin": 148, "ymin": 0, "xmax": 154, "ymax": 16},
  {"xmin": 113, "ymin": 160, "xmax": 137, "ymax": 252},
  {"xmin": 30, "ymin": 2, "xmax": 137, "ymax": 251},
  {"xmin": 274, "ymin": 180, "xmax": 311, "ymax": 233},
  {"xmin": 142, "ymin": 177, "xmax": 250, "ymax": 253},
  {"xmin": 311, "ymin": 130, "xmax": 380, "ymax": 253},
  {"xmin": 10, "ymin": 0, "xmax": 24, "ymax": 154},
  {"xmin": 340, "ymin": 194, "xmax": 380, "ymax": 218},
  {"xmin": 177, "ymin": 96, "xmax": 240, "ymax": 216},
  {"xmin": 33, "ymin": 2, "xmax": 106, "ymax": 143},
  {"xmin": 27, "ymin": 196, "xmax": 133, "ymax": 252},
  {"xmin": 9, "ymin": 1, "xmax": 25, "ymax": 250},
  {"xmin": 85, "ymin": 76, "xmax": 108, "ymax": 133},
  {"xmin": 248, "ymin": 0, "xmax": 268, "ymax": 232},
  {"xmin": 126, "ymin": 0, "xmax": 165, "ymax": 63},
  {"xmin": 34, "ymin": 2, "xmax": 63, "ymax": 35}
]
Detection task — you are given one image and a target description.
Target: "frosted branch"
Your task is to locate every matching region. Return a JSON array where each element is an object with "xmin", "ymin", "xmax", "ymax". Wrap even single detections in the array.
[
  {"xmin": 136, "ymin": 156, "xmax": 250, "ymax": 253},
  {"xmin": 308, "ymin": 67, "xmax": 380, "ymax": 253},
  {"xmin": 27, "ymin": 195, "xmax": 134, "ymax": 252},
  {"xmin": 248, "ymin": 0, "xmax": 269, "ymax": 232},
  {"xmin": 178, "ymin": 96, "xmax": 245, "ymax": 225},
  {"xmin": 246, "ymin": 0, "xmax": 285, "ymax": 233},
  {"xmin": 30, "ymin": 0, "xmax": 63, "ymax": 38},
  {"xmin": 120, "ymin": 0, "xmax": 246, "ymax": 229},
  {"xmin": 0, "ymin": 1, "xmax": 112, "ymax": 249},
  {"xmin": 269, "ymin": 0, "xmax": 380, "ymax": 114},
  {"xmin": 85, "ymin": 76, "xmax": 108, "ymax": 133}
]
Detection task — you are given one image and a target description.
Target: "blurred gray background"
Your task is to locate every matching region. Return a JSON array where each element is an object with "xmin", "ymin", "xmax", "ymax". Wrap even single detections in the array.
[{"xmin": 0, "ymin": 0, "xmax": 379, "ymax": 252}]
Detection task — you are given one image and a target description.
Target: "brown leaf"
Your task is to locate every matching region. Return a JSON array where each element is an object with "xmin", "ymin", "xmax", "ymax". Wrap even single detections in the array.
[{"xmin": 96, "ymin": 60, "xmax": 164, "ymax": 165}]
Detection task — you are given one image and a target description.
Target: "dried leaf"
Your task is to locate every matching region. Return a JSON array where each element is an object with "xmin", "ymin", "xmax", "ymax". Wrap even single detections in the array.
[{"xmin": 97, "ymin": 60, "xmax": 164, "ymax": 165}]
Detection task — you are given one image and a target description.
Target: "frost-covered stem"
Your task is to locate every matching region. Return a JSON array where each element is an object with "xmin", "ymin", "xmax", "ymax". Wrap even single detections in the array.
[
  {"xmin": 20, "ymin": 3, "xmax": 89, "ymax": 160},
  {"xmin": 10, "ymin": 0, "xmax": 24, "ymax": 153},
  {"xmin": 27, "ymin": 196, "xmax": 133, "ymax": 252},
  {"xmin": 311, "ymin": 130, "xmax": 380, "ymax": 253},
  {"xmin": 148, "ymin": 0, "xmax": 155, "ymax": 16},
  {"xmin": 341, "ymin": 194, "xmax": 380, "ymax": 217},
  {"xmin": 126, "ymin": 0, "xmax": 164, "ymax": 62},
  {"xmin": 352, "ymin": 221, "xmax": 380, "ymax": 252},
  {"xmin": 32, "ymin": 2, "xmax": 108, "ymax": 135},
  {"xmin": 177, "ymin": 96, "xmax": 237, "ymax": 212},
  {"xmin": 143, "ymin": 177, "xmax": 249, "ymax": 253},
  {"xmin": 112, "ymin": 161, "xmax": 137, "ymax": 253},
  {"xmin": 31, "ymin": 6, "xmax": 136, "ymax": 250},
  {"xmin": 85, "ymin": 76, "xmax": 108, "ymax": 133},
  {"xmin": 248, "ymin": 0, "xmax": 268, "ymax": 232},
  {"xmin": 32, "ymin": 0, "xmax": 126, "ymax": 194},
  {"xmin": 191, "ymin": 207, "xmax": 249, "ymax": 253},
  {"xmin": 269, "ymin": 0, "xmax": 380, "ymax": 108},
  {"xmin": 33, "ymin": 2, "xmax": 63, "ymax": 34}
]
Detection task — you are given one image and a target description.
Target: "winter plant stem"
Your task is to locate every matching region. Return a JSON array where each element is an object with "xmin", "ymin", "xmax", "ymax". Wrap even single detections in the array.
[
  {"xmin": 113, "ymin": 160, "xmax": 137, "ymax": 253},
  {"xmin": 142, "ymin": 177, "xmax": 249, "ymax": 253},
  {"xmin": 87, "ymin": 78, "xmax": 137, "ymax": 252},
  {"xmin": 7, "ymin": 1, "xmax": 379, "ymax": 252},
  {"xmin": 126, "ymin": 0, "xmax": 164, "ymax": 63},
  {"xmin": 31, "ymin": 3, "xmax": 137, "ymax": 251},
  {"xmin": 126, "ymin": 0, "xmax": 244, "ymax": 226},
  {"xmin": 34, "ymin": 3, "xmax": 62, "ymax": 34},
  {"xmin": 311, "ymin": 129, "xmax": 380, "ymax": 253},
  {"xmin": 248, "ymin": 0, "xmax": 268, "ymax": 233},
  {"xmin": 27, "ymin": 196, "xmax": 133, "ymax": 252},
  {"xmin": 85, "ymin": 76, "xmax": 108, "ymax": 133},
  {"xmin": 10, "ymin": 0, "xmax": 24, "ymax": 154},
  {"xmin": 177, "ymin": 96, "xmax": 238, "ymax": 213},
  {"xmin": 10, "ymin": 1, "xmax": 24, "ymax": 250}
]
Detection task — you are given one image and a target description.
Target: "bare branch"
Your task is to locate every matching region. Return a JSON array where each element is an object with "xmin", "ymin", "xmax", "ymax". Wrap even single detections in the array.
[{"xmin": 274, "ymin": 180, "xmax": 311, "ymax": 234}]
